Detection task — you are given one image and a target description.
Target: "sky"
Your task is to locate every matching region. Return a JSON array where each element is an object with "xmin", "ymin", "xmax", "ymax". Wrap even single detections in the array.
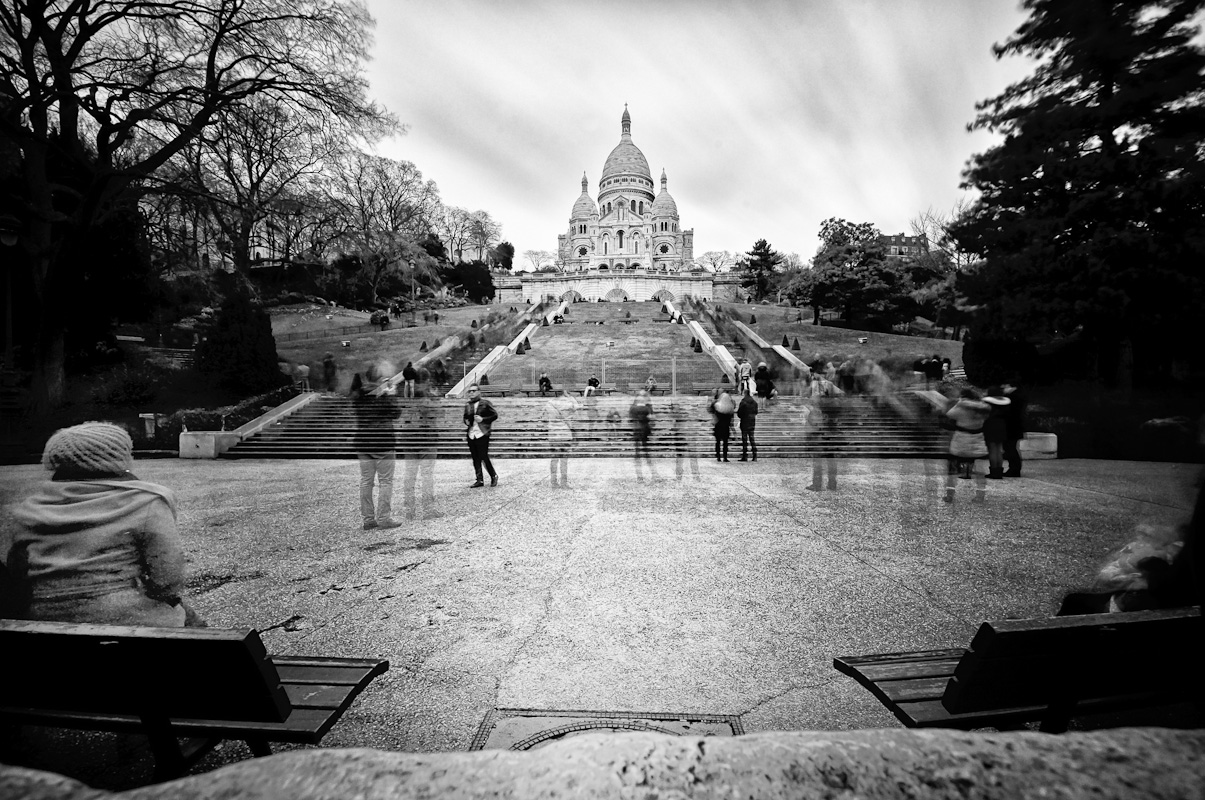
[{"xmin": 363, "ymin": 0, "xmax": 1036, "ymax": 269}]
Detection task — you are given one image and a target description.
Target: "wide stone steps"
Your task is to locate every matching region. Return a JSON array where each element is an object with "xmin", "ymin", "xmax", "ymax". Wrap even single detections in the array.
[{"xmin": 221, "ymin": 394, "xmax": 946, "ymax": 460}]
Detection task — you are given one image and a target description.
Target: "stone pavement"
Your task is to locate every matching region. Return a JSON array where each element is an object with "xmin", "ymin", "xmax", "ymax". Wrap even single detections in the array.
[{"xmin": 0, "ymin": 455, "xmax": 1200, "ymax": 789}]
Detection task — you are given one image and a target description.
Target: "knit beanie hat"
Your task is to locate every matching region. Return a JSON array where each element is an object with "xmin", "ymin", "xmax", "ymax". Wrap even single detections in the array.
[{"xmin": 42, "ymin": 421, "xmax": 134, "ymax": 476}]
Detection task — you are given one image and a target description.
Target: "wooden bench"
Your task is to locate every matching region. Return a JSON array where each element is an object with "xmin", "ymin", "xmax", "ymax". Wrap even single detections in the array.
[
  {"xmin": 833, "ymin": 606, "xmax": 1201, "ymax": 732},
  {"xmin": 692, "ymin": 383, "xmax": 721, "ymax": 395},
  {"xmin": 477, "ymin": 386, "xmax": 510, "ymax": 397},
  {"xmin": 520, "ymin": 387, "xmax": 563, "ymax": 397},
  {"xmin": 0, "ymin": 620, "xmax": 388, "ymax": 780}
]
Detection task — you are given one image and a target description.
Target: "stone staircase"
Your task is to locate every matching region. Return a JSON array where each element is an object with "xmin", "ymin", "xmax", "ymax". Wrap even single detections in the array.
[{"xmin": 220, "ymin": 392, "xmax": 946, "ymax": 459}]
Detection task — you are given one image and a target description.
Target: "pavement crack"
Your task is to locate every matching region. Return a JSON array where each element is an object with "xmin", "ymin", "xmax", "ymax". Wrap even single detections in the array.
[{"xmin": 739, "ymin": 678, "xmax": 834, "ymax": 717}]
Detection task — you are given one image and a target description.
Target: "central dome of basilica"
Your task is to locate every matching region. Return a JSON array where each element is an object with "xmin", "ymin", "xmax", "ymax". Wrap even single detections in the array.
[{"xmin": 600, "ymin": 105, "xmax": 651, "ymax": 185}]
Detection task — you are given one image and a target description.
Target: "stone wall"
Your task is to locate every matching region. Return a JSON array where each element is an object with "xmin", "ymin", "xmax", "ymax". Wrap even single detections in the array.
[{"xmin": 4, "ymin": 728, "xmax": 1202, "ymax": 800}]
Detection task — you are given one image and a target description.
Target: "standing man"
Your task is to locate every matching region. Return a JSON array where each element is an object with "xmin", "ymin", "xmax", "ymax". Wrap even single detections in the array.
[
  {"xmin": 1002, "ymin": 382, "xmax": 1027, "ymax": 477},
  {"xmin": 463, "ymin": 383, "xmax": 499, "ymax": 488}
]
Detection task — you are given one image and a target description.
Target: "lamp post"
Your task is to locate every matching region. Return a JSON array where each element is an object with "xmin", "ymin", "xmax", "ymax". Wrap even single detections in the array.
[
  {"xmin": 409, "ymin": 259, "xmax": 416, "ymax": 328},
  {"xmin": 0, "ymin": 215, "xmax": 20, "ymax": 369}
]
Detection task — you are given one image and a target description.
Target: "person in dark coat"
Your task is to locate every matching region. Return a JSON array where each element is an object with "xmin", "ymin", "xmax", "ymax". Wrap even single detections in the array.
[
  {"xmin": 463, "ymin": 383, "xmax": 499, "ymax": 487},
  {"xmin": 1002, "ymin": 382, "xmax": 1027, "ymax": 477},
  {"xmin": 401, "ymin": 361, "xmax": 418, "ymax": 398},
  {"xmin": 737, "ymin": 389, "xmax": 758, "ymax": 461},
  {"xmin": 753, "ymin": 362, "xmax": 776, "ymax": 409},
  {"xmin": 708, "ymin": 387, "xmax": 735, "ymax": 462},
  {"xmin": 629, "ymin": 389, "xmax": 657, "ymax": 481},
  {"xmin": 983, "ymin": 386, "xmax": 1012, "ymax": 480}
]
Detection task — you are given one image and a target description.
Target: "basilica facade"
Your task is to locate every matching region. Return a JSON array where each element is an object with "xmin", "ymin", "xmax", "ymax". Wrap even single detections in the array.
[
  {"xmin": 558, "ymin": 105, "xmax": 694, "ymax": 272},
  {"xmin": 498, "ymin": 107, "xmax": 713, "ymax": 304}
]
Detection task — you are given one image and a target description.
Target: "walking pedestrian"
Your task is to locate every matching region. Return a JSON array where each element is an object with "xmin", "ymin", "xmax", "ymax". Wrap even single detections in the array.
[
  {"xmin": 737, "ymin": 389, "xmax": 758, "ymax": 461},
  {"xmin": 629, "ymin": 388, "xmax": 658, "ymax": 481},
  {"xmin": 323, "ymin": 352, "xmax": 338, "ymax": 392},
  {"xmin": 351, "ymin": 363, "xmax": 401, "ymax": 529},
  {"xmin": 944, "ymin": 388, "xmax": 991, "ymax": 503},
  {"xmin": 463, "ymin": 383, "xmax": 498, "ymax": 487},
  {"xmin": 402, "ymin": 361, "xmax": 418, "ymax": 398},
  {"xmin": 808, "ymin": 374, "xmax": 843, "ymax": 490},
  {"xmin": 547, "ymin": 392, "xmax": 579, "ymax": 487},
  {"xmin": 753, "ymin": 362, "xmax": 776, "ymax": 409}
]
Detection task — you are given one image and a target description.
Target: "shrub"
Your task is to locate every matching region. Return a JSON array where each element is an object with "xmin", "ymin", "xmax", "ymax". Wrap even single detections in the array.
[{"xmin": 89, "ymin": 364, "xmax": 164, "ymax": 406}]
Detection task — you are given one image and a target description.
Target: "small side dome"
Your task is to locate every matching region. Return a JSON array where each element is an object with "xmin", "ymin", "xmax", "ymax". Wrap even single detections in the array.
[
  {"xmin": 652, "ymin": 168, "xmax": 678, "ymax": 217},
  {"xmin": 571, "ymin": 172, "xmax": 598, "ymax": 219}
]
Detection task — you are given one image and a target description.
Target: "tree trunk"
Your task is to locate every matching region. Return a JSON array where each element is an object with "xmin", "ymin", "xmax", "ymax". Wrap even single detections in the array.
[
  {"xmin": 812, "ymin": 306, "xmax": 821, "ymax": 325},
  {"xmin": 28, "ymin": 313, "xmax": 66, "ymax": 415}
]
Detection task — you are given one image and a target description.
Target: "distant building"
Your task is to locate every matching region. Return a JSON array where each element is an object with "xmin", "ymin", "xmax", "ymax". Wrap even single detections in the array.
[
  {"xmin": 498, "ymin": 107, "xmax": 713, "ymax": 304},
  {"xmin": 878, "ymin": 233, "xmax": 928, "ymax": 260}
]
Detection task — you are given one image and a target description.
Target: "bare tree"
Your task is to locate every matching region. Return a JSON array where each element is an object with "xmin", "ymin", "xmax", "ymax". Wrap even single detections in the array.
[
  {"xmin": 1, "ymin": 0, "xmax": 392, "ymax": 409},
  {"xmin": 523, "ymin": 250, "xmax": 554, "ymax": 271},
  {"xmin": 467, "ymin": 210, "xmax": 501, "ymax": 263},
  {"xmin": 695, "ymin": 250, "xmax": 735, "ymax": 272},
  {"xmin": 173, "ymin": 97, "xmax": 349, "ymax": 272},
  {"xmin": 432, "ymin": 205, "xmax": 474, "ymax": 262}
]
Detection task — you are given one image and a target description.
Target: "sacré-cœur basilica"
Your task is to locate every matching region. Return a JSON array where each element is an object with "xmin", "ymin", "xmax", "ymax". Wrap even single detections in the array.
[{"xmin": 495, "ymin": 107, "xmax": 731, "ymax": 305}]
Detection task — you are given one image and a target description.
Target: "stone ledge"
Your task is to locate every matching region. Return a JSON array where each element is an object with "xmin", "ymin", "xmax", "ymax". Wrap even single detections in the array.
[{"xmin": 4, "ymin": 728, "xmax": 1202, "ymax": 799}]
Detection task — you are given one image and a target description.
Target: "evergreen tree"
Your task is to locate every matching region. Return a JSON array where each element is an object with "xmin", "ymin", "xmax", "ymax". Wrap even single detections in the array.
[
  {"xmin": 742, "ymin": 239, "xmax": 782, "ymax": 301},
  {"xmin": 195, "ymin": 286, "xmax": 289, "ymax": 394},
  {"xmin": 950, "ymin": 0, "xmax": 1205, "ymax": 383}
]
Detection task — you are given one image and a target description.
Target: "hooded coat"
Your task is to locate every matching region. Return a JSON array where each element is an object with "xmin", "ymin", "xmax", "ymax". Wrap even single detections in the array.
[{"xmin": 7, "ymin": 477, "xmax": 187, "ymax": 626}]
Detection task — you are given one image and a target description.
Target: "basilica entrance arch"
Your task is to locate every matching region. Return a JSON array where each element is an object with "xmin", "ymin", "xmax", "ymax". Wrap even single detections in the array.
[
  {"xmin": 652, "ymin": 289, "xmax": 676, "ymax": 302},
  {"xmin": 560, "ymin": 290, "xmax": 584, "ymax": 303},
  {"xmin": 604, "ymin": 288, "xmax": 629, "ymax": 302}
]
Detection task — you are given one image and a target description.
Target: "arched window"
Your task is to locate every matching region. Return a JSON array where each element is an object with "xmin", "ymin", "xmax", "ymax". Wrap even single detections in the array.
[
  {"xmin": 618, "ymin": 230, "xmax": 624, "ymax": 249},
  {"xmin": 638, "ymin": 202, "xmax": 644, "ymax": 214},
  {"xmin": 604, "ymin": 240, "xmax": 608, "ymax": 254},
  {"xmin": 634, "ymin": 240, "xmax": 639, "ymax": 253}
]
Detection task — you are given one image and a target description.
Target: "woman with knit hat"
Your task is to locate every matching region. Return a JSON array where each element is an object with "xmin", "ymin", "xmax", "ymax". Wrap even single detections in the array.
[{"xmin": 5, "ymin": 421, "xmax": 204, "ymax": 626}]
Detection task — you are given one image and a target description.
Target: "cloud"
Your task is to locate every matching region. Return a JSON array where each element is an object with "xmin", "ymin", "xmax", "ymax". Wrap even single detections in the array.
[{"xmin": 364, "ymin": 0, "xmax": 1033, "ymax": 256}]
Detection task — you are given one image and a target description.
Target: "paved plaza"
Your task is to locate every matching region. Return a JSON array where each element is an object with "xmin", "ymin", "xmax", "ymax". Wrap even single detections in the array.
[{"xmin": 0, "ymin": 454, "xmax": 1200, "ymax": 788}]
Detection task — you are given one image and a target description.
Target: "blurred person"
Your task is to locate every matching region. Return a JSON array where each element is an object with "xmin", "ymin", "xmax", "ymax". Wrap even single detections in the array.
[
  {"xmin": 547, "ymin": 391, "xmax": 580, "ymax": 487},
  {"xmin": 323, "ymin": 352, "xmax": 338, "ymax": 392},
  {"xmin": 401, "ymin": 385, "xmax": 440, "ymax": 519},
  {"xmin": 5, "ymin": 422, "xmax": 205, "ymax": 626},
  {"xmin": 629, "ymin": 388, "xmax": 658, "ymax": 481},
  {"xmin": 296, "ymin": 363, "xmax": 311, "ymax": 391},
  {"xmin": 645, "ymin": 374, "xmax": 658, "ymax": 393},
  {"xmin": 983, "ymin": 386, "xmax": 1012, "ymax": 479},
  {"xmin": 584, "ymin": 375, "xmax": 601, "ymax": 397},
  {"xmin": 709, "ymin": 386, "xmax": 736, "ymax": 462},
  {"xmin": 539, "ymin": 371, "xmax": 554, "ymax": 393},
  {"xmin": 808, "ymin": 373, "xmax": 844, "ymax": 491},
  {"xmin": 352, "ymin": 362, "xmax": 401, "ymax": 529},
  {"xmin": 669, "ymin": 404, "xmax": 700, "ymax": 480},
  {"xmin": 737, "ymin": 388, "xmax": 759, "ymax": 461},
  {"xmin": 463, "ymin": 383, "xmax": 499, "ymax": 488},
  {"xmin": 944, "ymin": 388, "xmax": 991, "ymax": 503}
]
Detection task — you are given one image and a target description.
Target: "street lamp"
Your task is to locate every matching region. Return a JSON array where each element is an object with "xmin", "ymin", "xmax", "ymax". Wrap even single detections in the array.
[
  {"xmin": 0, "ymin": 214, "xmax": 20, "ymax": 368},
  {"xmin": 409, "ymin": 259, "xmax": 416, "ymax": 328}
]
